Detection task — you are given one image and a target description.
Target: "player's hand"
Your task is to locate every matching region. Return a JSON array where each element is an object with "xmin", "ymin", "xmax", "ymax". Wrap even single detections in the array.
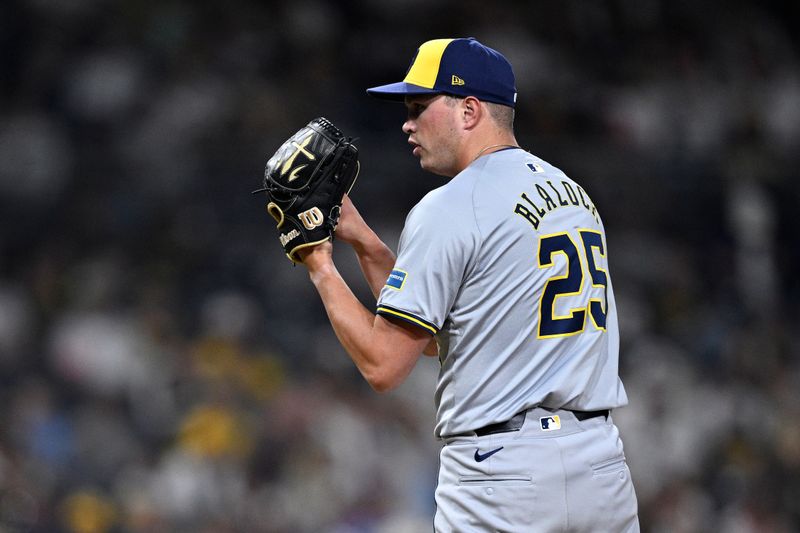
[{"xmin": 334, "ymin": 195, "xmax": 370, "ymax": 246}]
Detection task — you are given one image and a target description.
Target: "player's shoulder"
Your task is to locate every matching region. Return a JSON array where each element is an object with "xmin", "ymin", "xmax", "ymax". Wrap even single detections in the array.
[
  {"xmin": 469, "ymin": 148, "xmax": 568, "ymax": 185},
  {"xmin": 405, "ymin": 178, "xmax": 478, "ymax": 235},
  {"xmin": 415, "ymin": 175, "xmax": 474, "ymax": 212},
  {"xmin": 514, "ymin": 151, "xmax": 571, "ymax": 182}
]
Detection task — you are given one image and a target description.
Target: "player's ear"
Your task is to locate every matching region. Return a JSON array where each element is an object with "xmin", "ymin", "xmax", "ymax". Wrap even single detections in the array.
[{"xmin": 461, "ymin": 96, "xmax": 482, "ymax": 129}]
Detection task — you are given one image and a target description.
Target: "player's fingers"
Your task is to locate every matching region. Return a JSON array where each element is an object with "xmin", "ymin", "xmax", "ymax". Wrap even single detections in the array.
[{"xmin": 337, "ymin": 195, "xmax": 364, "ymax": 232}]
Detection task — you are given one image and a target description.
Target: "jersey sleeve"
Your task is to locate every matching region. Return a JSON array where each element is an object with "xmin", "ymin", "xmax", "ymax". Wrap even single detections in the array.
[{"xmin": 377, "ymin": 188, "xmax": 479, "ymax": 335}]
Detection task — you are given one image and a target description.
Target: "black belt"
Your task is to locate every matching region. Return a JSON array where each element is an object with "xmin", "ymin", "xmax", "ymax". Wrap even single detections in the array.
[{"xmin": 474, "ymin": 409, "xmax": 609, "ymax": 437}]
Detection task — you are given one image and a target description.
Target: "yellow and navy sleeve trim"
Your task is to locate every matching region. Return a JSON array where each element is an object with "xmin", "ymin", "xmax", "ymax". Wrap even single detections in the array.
[{"xmin": 376, "ymin": 305, "xmax": 438, "ymax": 335}]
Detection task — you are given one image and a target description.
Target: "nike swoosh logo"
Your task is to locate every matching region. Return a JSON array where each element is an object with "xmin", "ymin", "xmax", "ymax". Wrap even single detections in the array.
[{"xmin": 474, "ymin": 447, "xmax": 504, "ymax": 462}]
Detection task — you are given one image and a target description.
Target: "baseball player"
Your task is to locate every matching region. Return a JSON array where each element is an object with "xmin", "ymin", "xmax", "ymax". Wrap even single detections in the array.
[{"xmin": 296, "ymin": 38, "xmax": 639, "ymax": 531}]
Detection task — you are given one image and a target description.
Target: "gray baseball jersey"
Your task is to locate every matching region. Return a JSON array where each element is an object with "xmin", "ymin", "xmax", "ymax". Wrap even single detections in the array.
[{"xmin": 377, "ymin": 148, "xmax": 628, "ymax": 438}]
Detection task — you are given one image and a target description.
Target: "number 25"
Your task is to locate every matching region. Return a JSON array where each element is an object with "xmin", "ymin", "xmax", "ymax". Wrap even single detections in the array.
[{"xmin": 537, "ymin": 230, "xmax": 608, "ymax": 338}]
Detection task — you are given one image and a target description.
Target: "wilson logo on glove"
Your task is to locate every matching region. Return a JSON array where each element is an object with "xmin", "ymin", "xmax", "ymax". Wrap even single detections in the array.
[
  {"xmin": 298, "ymin": 207, "xmax": 325, "ymax": 230},
  {"xmin": 256, "ymin": 117, "xmax": 359, "ymax": 263},
  {"xmin": 279, "ymin": 229, "xmax": 300, "ymax": 247}
]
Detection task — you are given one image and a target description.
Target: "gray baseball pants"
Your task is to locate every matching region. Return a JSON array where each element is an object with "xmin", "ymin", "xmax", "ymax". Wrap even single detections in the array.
[{"xmin": 434, "ymin": 407, "xmax": 639, "ymax": 532}]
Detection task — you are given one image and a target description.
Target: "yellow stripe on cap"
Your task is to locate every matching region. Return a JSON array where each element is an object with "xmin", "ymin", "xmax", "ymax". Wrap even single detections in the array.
[{"xmin": 402, "ymin": 39, "xmax": 454, "ymax": 89}]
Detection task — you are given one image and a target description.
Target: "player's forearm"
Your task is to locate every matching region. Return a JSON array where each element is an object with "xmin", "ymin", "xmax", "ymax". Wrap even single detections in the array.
[
  {"xmin": 343, "ymin": 227, "xmax": 438, "ymax": 357},
  {"xmin": 335, "ymin": 196, "xmax": 396, "ymax": 298},
  {"xmin": 349, "ymin": 230, "xmax": 396, "ymax": 299},
  {"xmin": 307, "ymin": 260, "xmax": 410, "ymax": 392}
]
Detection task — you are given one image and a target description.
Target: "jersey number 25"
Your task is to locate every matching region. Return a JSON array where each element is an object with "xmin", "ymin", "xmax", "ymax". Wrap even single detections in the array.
[{"xmin": 537, "ymin": 230, "xmax": 608, "ymax": 338}]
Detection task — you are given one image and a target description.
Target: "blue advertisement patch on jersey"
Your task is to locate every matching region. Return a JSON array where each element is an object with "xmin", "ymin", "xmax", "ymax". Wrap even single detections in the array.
[{"xmin": 385, "ymin": 269, "xmax": 407, "ymax": 290}]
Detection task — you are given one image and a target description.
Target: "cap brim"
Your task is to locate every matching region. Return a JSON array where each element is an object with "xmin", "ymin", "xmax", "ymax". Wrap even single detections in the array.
[{"xmin": 366, "ymin": 82, "xmax": 440, "ymax": 101}]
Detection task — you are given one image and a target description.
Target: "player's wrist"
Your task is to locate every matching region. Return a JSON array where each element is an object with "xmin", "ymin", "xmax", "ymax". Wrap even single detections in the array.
[
  {"xmin": 307, "ymin": 259, "xmax": 338, "ymax": 288},
  {"xmin": 300, "ymin": 243, "xmax": 335, "ymax": 275}
]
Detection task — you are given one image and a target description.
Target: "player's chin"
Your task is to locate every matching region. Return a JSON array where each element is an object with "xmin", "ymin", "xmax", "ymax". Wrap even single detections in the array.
[
  {"xmin": 418, "ymin": 158, "xmax": 450, "ymax": 177},
  {"xmin": 419, "ymin": 161, "xmax": 441, "ymax": 175},
  {"xmin": 417, "ymin": 153, "xmax": 434, "ymax": 171}
]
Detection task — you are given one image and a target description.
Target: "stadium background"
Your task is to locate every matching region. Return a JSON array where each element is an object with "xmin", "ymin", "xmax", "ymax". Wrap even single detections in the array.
[{"xmin": 0, "ymin": 0, "xmax": 798, "ymax": 531}]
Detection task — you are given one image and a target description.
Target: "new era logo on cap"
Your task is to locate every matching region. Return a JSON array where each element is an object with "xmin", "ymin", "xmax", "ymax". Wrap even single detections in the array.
[{"xmin": 366, "ymin": 37, "xmax": 517, "ymax": 108}]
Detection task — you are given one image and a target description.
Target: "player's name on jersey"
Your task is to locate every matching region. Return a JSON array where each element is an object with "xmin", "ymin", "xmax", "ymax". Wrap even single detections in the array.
[{"xmin": 514, "ymin": 178, "xmax": 600, "ymax": 230}]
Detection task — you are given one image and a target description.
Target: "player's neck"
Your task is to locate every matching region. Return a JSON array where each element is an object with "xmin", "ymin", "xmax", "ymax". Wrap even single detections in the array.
[
  {"xmin": 457, "ymin": 133, "xmax": 519, "ymax": 173},
  {"xmin": 471, "ymin": 142, "xmax": 519, "ymax": 161}
]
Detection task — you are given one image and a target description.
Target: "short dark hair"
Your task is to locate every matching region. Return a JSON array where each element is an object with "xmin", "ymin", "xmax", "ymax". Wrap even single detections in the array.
[
  {"xmin": 486, "ymin": 102, "xmax": 515, "ymax": 131},
  {"xmin": 444, "ymin": 95, "xmax": 515, "ymax": 131}
]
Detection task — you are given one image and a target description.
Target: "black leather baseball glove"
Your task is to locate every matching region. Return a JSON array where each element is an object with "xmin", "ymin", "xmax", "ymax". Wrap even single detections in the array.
[{"xmin": 257, "ymin": 117, "xmax": 359, "ymax": 263}]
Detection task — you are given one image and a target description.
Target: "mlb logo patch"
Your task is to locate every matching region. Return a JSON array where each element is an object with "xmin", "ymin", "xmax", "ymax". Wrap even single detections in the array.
[
  {"xmin": 540, "ymin": 415, "xmax": 561, "ymax": 431},
  {"xmin": 385, "ymin": 269, "xmax": 407, "ymax": 290}
]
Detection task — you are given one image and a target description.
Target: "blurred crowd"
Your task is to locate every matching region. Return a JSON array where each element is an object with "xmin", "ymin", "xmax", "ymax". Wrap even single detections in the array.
[{"xmin": 1, "ymin": 0, "xmax": 799, "ymax": 531}]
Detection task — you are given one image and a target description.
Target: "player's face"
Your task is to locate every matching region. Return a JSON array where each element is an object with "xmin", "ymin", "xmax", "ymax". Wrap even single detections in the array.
[{"xmin": 403, "ymin": 94, "xmax": 461, "ymax": 177}]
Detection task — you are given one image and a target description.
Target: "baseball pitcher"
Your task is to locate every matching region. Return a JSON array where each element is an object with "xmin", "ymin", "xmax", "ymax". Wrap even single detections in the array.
[{"xmin": 258, "ymin": 37, "xmax": 639, "ymax": 532}]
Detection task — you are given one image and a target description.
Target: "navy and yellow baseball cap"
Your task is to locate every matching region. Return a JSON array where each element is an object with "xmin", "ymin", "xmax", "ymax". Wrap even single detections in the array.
[{"xmin": 367, "ymin": 37, "xmax": 517, "ymax": 108}]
